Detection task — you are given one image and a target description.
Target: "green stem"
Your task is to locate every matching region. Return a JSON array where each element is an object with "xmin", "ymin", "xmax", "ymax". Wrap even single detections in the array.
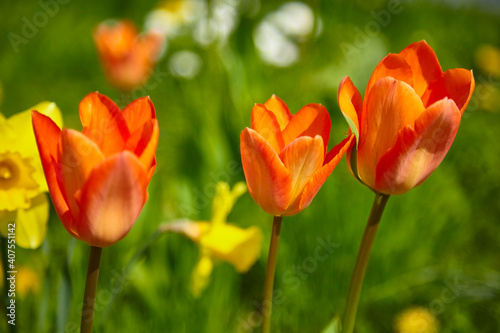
[
  {"xmin": 80, "ymin": 246, "xmax": 102, "ymax": 333},
  {"xmin": 342, "ymin": 193, "xmax": 390, "ymax": 333},
  {"xmin": 261, "ymin": 216, "xmax": 283, "ymax": 333},
  {"xmin": 1, "ymin": 236, "xmax": 15, "ymax": 333}
]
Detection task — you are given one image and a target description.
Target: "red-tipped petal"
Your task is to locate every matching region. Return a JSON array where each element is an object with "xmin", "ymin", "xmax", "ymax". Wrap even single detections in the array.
[
  {"xmin": 359, "ymin": 77, "xmax": 425, "ymax": 188},
  {"xmin": 251, "ymin": 104, "xmax": 285, "ymax": 153},
  {"xmin": 282, "ymin": 103, "xmax": 331, "ymax": 151},
  {"xmin": 365, "ymin": 53, "xmax": 413, "ymax": 98},
  {"xmin": 421, "ymin": 68, "xmax": 475, "ymax": 114},
  {"xmin": 375, "ymin": 98, "xmax": 461, "ymax": 195},
  {"xmin": 399, "ymin": 40, "xmax": 443, "ymax": 97},
  {"xmin": 264, "ymin": 95, "xmax": 293, "ymax": 131},
  {"xmin": 79, "ymin": 92, "xmax": 129, "ymax": 156},
  {"xmin": 76, "ymin": 151, "xmax": 148, "ymax": 247},
  {"xmin": 58, "ymin": 129, "xmax": 105, "ymax": 218},
  {"xmin": 338, "ymin": 76, "xmax": 362, "ymax": 143},
  {"xmin": 279, "ymin": 135, "xmax": 325, "ymax": 215},
  {"xmin": 240, "ymin": 128, "xmax": 291, "ymax": 216},
  {"xmin": 122, "ymin": 96, "xmax": 156, "ymax": 134},
  {"xmin": 287, "ymin": 135, "xmax": 353, "ymax": 216},
  {"xmin": 32, "ymin": 111, "xmax": 71, "ymax": 224}
]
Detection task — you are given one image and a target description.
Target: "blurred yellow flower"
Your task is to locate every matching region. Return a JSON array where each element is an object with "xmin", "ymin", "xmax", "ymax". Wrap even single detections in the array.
[
  {"xmin": 475, "ymin": 44, "xmax": 500, "ymax": 77},
  {"xmin": 394, "ymin": 307, "xmax": 439, "ymax": 333},
  {"xmin": 145, "ymin": 0, "xmax": 206, "ymax": 37},
  {"xmin": 162, "ymin": 182, "xmax": 263, "ymax": 297},
  {"xmin": 0, "ymin": 102, "xmax": 62, "ymax": 249},
  {"xmin": 16, "ymin": 266, "xmax": 41, "ymax": 298}
]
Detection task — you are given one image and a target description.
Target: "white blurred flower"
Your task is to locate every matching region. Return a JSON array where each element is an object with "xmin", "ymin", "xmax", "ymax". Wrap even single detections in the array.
[
  {"xmin": 253, "ymin": 21, "xmax": 299, "ymax": 67},
  {"xmin": 168, "ymin": 50, "xmax": 202, "ymax": 79},
  {"xmin": 193, "ymin": 0, "xmax": 240, "ymax": 46},
  {"xmin": 253, "ymin": 2, "xmax": 316, "ymax": 67},
  {"xmin": 268, "ymin": 2, "xmax": 315, "ymax": 41},
  {"xmin": 145, "ymin": 0, "xmax": 207, "ymax": 37}
]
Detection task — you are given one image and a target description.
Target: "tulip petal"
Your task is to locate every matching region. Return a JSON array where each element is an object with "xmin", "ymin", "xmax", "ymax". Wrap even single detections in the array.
[
  {"xmin": 124, "ymin": 119, "xmax": 159, "ymax": 173},
  {"xmin": 279, "ymin": 136, "xmax": 324, "ymax": 215},
  {"xmin": 79, "ymin": 92, "xmax": 129, "ymax": 156},
  {"xmin": 251, "ymin": 103, "xmax": 285, "ymax": 153},
  {"xmin": 240, "ymin": 128, "xmax": 291, "ymax": 216},
  {"xmin": 399, "ymin": 40, "xmax": 443, "ymax": 97},
  {"xmin": 58, "ymin": 129, "xmax": 105, "ymax": 219},
  {"xmin": 8, "ymin": 102, "xmax": 62, "ymax": 160},
  {"xmin": 15, "ymin": 193, "xmax": 48, "ymax": 249},
  {"xmin": 76, "ymin": 151, "xmax": 148, "ymax": 247},
  {"xmin": 365, "ymin": 53, "xmax": 413, "ymax": 98},
  {"xmin": 288, "ymin": 135, "xmax": 353, "ymax": 216},
  {"xmin": 282, "ymin": 104, "xmax": 331, "ymax": 151},
  {"xmin": 121, "ymin": 96, "xmax": 156, "ymax": 135},
  {"xmin": 375, "ymin": 98, "xmax": 461, "ymax": 194},
  {"xmin": 32, "ymin": 111, "xmax": 71, "ymax": 224},
  {"xmin": 263, "ymin": 95, "xmax": 293, "ymax": 130},
  {"xmin": 338, "ymin": 76, "xmax": 362, "ymax": 144},
  {"xmin": 359, "ymin": 77, "xmax": 425, "ymax": 188},
  {"xmin": 421, "ymin": 68, "xmax": 475, "ymax": 114}
]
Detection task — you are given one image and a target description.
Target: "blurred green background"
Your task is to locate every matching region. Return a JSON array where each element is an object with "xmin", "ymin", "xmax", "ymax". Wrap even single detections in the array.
[{"xmin": 1, "ymin": 0, "xmax": 499, "ymax": 332}]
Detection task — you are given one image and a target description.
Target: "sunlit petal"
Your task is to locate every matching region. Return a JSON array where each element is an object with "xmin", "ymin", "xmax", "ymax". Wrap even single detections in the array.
[
  {"xmin": 375, "ymin": 98, "xmax": 461, "ymax": 194},
  {"xmin": 240, "ymin": 128, "xmax": 291, "ymax": 216},
  {"xmin": 282, "ymin": 103, "xmax": 331, "ymax": 151},
  {"xmin": 400, "ymin": 40, "xmax": 443, "ymax": 97},
  {"xmin": 76, "ymin": 151, "xmax": 148, "ymax": 247}
]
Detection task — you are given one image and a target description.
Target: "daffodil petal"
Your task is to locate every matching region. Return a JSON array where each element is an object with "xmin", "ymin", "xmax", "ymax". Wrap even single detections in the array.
[
  {"xmin": 15, "ymin": 193, "xmax": 49, "ymax": 249},
  {"xmin": 190, "ymin": 253, "xmax": 213, "ymax": 298},
  {"xmin": 201, "ymin": 224, "xmax": 262, "ymax": 272}
]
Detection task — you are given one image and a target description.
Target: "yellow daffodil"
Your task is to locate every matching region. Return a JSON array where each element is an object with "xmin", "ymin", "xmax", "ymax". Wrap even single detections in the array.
[
  {"xmin": 394, "ymin": 307, "xmax": 439, "ymax": 333},
  {"xmin": 161, "ymin": 182, "xmax": 263, "ymax": 297},
  {"xmin": 0, "ymin": 102, "xmax": 62, "ymax": 249}
]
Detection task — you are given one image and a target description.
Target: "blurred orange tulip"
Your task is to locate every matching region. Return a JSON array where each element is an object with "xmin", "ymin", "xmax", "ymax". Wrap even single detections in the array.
[
  {"xmin": 240, "ymin": 95, "xmax": 353, "ymax": 216},
  {"xmin": 32, "ymin": 92, "xmax": 159, "ymax": 247},
  {"xmin": 94, "ymin": 20, "xmax": 165, "ymax": 91},
  {"xmin": 339, "ymin": 40, "xmax": 475, "ymax": 195}
]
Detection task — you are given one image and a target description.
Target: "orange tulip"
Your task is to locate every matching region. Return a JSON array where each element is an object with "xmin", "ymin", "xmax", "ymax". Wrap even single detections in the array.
[
  {"xmin": 32, "ymin": 92, "xmax": 159, "ymax": 247},
  {"xmin": 338, "ymin": 40, "xmax": 475, "ymax": 195},
  {"xmin": 240, "ymin": 95, "xmax": 353, "ymax": 216},
  {"xmin": 94, "ymin": 20, "xmax": 165, "ymax": 91}
]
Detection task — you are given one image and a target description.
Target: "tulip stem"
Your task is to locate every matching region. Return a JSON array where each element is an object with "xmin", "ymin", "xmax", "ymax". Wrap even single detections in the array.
[
  {"xmin": 80, "ymin": 246, "xmax": 102, "ymax": 333},
  {"xmin": 1, "ymin": 235, "xmax": 15, "ymax": 333},
  {"xmin": 261, "ymin": 215, "xmax": 283, "ymax": 333},
  {"xmin": 342, "ymin": 193, "xmax": 390, "ymax": 333}
]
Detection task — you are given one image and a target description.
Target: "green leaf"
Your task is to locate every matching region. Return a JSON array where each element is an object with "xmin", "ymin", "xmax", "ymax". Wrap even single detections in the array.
[
  {"xmin": 341, "ymin": 111, "xmax": 359, "ymax": 147},
  {"xmin": 321, "ymin": 316, "xmax": 342, "ymax": 333}
]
